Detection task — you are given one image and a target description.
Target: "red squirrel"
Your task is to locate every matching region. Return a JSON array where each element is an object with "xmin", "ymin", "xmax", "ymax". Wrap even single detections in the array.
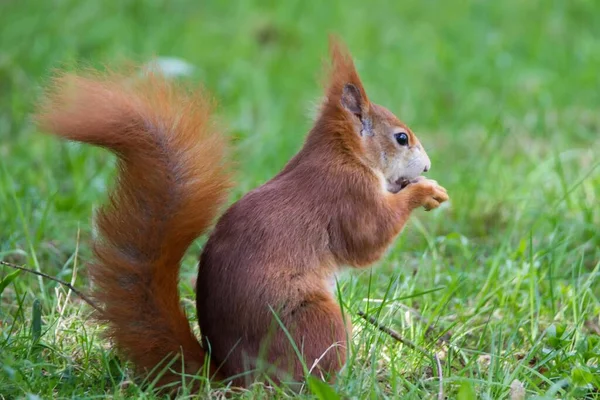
[{"xmin": 35, "ymin": 38, "xmax": 448, "ymax": 391}]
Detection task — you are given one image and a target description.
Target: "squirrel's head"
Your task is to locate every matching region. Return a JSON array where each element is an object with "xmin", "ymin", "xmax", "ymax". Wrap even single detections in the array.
[{"xmin": 318, "ymin": 37, "xmax": 431, "ymax": 193}]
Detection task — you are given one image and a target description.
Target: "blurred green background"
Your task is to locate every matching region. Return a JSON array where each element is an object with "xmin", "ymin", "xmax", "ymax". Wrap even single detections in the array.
[{"xmin": 1, "ymin": 0, "xmax": 599, "ymax": 398}]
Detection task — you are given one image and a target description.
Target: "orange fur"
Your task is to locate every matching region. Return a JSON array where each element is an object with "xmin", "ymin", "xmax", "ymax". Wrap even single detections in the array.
[
  {"xmin": 36, "ymin": 71, "xmax": 230, "ymax": 389},
  {"xmin": 36, "ymin": 37, "xmax": 448, "ymax": 392}
]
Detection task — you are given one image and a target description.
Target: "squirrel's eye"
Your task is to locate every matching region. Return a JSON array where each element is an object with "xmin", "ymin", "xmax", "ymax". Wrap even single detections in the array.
[{"xmin": 395, "ymin": 132, "xmax": 409, "ymax": 146}]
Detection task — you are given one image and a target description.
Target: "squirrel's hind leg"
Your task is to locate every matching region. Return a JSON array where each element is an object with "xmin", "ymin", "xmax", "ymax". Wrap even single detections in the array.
[{"xmin": 265, "ymin": 293, "xmax": 349, "ymax": 386}]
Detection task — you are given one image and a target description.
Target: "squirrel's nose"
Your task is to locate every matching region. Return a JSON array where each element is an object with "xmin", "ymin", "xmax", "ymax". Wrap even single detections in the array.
[{"xmin": 423, "ymin": 164, "xmax": 430, "ymax": 173}]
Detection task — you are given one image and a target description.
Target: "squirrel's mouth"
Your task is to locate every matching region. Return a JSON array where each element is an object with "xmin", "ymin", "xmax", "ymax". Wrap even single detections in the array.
[{"xmin": 386, "ymin": 177, "xmax": 411, "ymax": 194}]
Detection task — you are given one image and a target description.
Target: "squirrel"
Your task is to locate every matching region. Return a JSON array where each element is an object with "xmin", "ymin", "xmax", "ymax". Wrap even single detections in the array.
[{"xmin": 35, "ymin": 38, "xmax": 449, "ymax": 391}]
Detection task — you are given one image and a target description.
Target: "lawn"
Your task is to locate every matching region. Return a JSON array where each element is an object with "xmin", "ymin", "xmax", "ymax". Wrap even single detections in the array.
[{"xmin": 1, "ymin": 0, "xmax": 599, "ymax": 398}]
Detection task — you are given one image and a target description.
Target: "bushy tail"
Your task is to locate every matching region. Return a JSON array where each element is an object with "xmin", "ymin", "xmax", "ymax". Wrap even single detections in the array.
[{"xmin": 35, "ymin": 69, "xmax": 230, "ymax": 388}]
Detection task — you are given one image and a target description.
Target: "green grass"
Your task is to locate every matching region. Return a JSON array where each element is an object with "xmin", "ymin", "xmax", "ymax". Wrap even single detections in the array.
[{"xmin": 1, "ymin": 0, "xmax": 599, "ymax": 398}]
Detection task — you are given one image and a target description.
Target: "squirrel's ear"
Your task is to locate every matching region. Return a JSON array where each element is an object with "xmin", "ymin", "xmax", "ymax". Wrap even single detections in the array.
[
  {"xmin": 326, "ymin": 36, "xmax": 370, "ymax": 112},
  {"xmin": 342, "ymin": 83, "xmax": 373, "ymax": 136},
  {"xmin": 341, "ymin": 83, "xmax": 363, "ymax": 116}
]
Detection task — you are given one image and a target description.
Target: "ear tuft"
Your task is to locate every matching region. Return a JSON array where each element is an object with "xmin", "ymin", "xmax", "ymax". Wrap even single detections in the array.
[
  {"xmin": 325, "ymin": 35, "xmax": 369, "ymax": 109},
  {"xmin": 341, "ymin": 83, "xmax": 362, "ymax": 116}
]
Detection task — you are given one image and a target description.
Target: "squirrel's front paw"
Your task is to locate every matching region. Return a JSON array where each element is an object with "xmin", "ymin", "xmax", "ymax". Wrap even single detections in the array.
[{"xmin": 406, "ymin": 178, "xmax": 449, "ymax": 211}]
